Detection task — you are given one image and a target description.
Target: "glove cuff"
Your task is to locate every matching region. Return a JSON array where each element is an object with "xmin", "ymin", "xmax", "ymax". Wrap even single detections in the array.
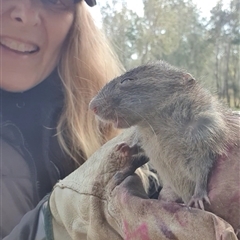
[{"xmin": 42, "ymin": 199, "xmax": 54, "ymax": 240}]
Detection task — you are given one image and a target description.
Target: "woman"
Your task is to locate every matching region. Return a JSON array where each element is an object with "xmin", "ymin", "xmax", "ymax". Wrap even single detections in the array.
[
  {"xmin": 0, "ymin": 0, "xmax": 238, "ymax": 239},
  {"xmin": 1, "ymin": 0, "xmax": 157, "ymax": 238}
]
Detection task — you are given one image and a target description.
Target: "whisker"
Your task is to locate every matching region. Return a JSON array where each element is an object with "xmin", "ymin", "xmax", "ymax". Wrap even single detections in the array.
[
  {"xmin": 121, "ymin": 116, "xmax": 132, "ymax": 128},
  {"xmin": 119, "ymin": 106, "xmax": 158, "ymax": 139},
  {"xmin": 115, "ymin": 109, "xmax": 119, "ymax": 126}
]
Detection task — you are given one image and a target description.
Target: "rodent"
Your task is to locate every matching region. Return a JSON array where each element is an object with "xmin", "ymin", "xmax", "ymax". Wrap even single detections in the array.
[{"xmin": 89, "ymin": 61, "xmax": 240, "ymax": 229}]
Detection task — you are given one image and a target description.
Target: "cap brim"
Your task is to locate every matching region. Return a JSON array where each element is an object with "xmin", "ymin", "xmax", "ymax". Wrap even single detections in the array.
[{"xmin": 74, "ymin": 0, "xmax": 96, "ymax": 7}]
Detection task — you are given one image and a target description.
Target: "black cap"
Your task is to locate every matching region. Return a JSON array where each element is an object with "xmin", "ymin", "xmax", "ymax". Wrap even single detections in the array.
[{"xmin": 74, "ymin": 0, "xmax": 97, "ymax": 7}]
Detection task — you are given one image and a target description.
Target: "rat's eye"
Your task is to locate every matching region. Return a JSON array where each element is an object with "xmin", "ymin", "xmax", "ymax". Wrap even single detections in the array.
[{"xmin": 120, "ymin": 78, "xmax": 134, "ymax": 84}]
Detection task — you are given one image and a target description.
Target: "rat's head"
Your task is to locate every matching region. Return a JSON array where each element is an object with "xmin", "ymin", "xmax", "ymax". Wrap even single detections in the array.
[{"xmin": 89, "ymin": 61, "xmax": 195, "ymax": 128}]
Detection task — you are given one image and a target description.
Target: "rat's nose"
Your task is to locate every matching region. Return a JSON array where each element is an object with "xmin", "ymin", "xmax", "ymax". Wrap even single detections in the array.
[
  {"xmin": 89, "ymin": 100, "xmax": 98, "ymax": 114},
  {"xmin": 92, "ymin": 106, "xmax": 98, "ymax": 114}
]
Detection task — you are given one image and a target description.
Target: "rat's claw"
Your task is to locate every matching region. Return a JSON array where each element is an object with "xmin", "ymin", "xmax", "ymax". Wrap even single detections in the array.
[
  {"xmin": 235, "ymin": 227, "xmax": 240, "ymax": 237},
  {"xmin": 187, "ymin": 194, "xmax": 211, "ymax": 210},
  {"xmin": 198, "ymin": 199, "xmax": 205, "ymax": 210},
  {"xmin": 204, "ymin": 195, "xmax": 211, "ymax": 205},
  {"xmin": 187, "ymin": 198, "xmax": 204, "ymax": 210}
]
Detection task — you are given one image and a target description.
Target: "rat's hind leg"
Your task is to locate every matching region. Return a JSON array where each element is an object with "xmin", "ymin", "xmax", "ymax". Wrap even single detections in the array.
[{"xmin": 187, "ymin": 157, "xmax": 212, "ymax": 210}]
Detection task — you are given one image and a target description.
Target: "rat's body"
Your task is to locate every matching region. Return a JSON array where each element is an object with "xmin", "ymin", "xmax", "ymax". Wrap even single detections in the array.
[{"xmin": 89, "ymin": 61, "xmax": 240, "ymax": 228}]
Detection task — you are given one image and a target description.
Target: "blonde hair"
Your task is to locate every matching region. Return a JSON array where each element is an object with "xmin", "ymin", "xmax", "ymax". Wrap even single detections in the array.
[{"xmin": 57, "ymin": 2, "xmax": 158, "ymax": 191}]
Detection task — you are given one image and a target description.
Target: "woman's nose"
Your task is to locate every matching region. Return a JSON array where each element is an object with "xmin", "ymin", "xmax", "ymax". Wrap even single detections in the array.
[{"xmin": 10, "ymin": 0, "xmax": 40, "ymax": 27}]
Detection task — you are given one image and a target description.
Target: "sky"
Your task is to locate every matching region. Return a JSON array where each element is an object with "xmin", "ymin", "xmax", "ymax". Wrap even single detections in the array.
[
  {"xmin": 125, "ymin": 0, "xmax": 220, "ymax": 18},
  {"xmin": 89, "ymin": 0, "xmax": 228, "ymax": 22}
]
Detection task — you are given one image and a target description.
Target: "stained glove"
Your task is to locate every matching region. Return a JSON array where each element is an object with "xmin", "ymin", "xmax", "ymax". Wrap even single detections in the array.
[{"xmin": 44, "ymin": 127, "xmax": 238, "ymax": 240}]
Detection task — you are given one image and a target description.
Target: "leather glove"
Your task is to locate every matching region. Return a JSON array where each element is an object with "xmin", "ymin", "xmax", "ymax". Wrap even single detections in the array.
[{"xmin": 44, "ymin": 127, "xmax": 238, "ymax": 240}]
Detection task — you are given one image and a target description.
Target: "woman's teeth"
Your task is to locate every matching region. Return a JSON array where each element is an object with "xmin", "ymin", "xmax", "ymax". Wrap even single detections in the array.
[{"xmin": 0, "ymin": 38, "xmax": 39, "ymax": 53}]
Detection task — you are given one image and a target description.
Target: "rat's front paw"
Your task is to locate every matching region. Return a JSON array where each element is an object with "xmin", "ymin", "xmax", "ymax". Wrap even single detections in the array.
[
  {"xmin": 110, "ymin": 142, "xmax": 149, "ymax": 188},
  {"xmin": 187, "ymin": 192, "xmax": 210, "ymax": 210},
  {"xmin": 114, "ymin": 142, "xmax": 149, "ymax": 169},
  {"xmin": 116, "ymin": 142, "xmax": 132, "ymax": 157},
  {"xmin": 116, "ymin": 142, "xmax": 144, "ymax": 157}
]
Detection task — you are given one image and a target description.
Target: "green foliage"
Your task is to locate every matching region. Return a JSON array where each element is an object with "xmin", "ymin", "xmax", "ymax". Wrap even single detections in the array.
[{"xmin": 99, "ymin": 0, "xmax": 240, "ymax": 108}]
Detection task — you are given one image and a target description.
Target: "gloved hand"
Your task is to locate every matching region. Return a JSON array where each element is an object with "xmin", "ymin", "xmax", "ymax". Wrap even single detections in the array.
[{"xmin": 44, "ymin": 127, "xmax": 238, "ymax": 240}]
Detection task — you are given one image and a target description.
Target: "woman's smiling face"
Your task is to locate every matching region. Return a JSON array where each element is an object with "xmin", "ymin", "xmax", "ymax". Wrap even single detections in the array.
[{"xmin": 0, "ymin": 0, "xmax": 75, "ymax": 91}]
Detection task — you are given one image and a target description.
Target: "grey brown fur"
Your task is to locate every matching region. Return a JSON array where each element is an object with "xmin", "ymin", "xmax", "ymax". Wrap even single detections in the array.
[{"xmin": 89, "ymin": 60, "xmax": 239, "ymax": 209}]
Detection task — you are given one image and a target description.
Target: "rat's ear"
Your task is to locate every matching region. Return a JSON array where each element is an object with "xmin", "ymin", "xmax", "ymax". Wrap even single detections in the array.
[{"xmin": 182, "ymin": 73, "xmax": 195, "ymax": 84}]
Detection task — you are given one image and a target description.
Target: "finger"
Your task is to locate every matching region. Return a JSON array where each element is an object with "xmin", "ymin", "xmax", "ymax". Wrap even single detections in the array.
[
  {"xmin": 118, "ymin": 174, "xmax": 149, "ymax": 199},
  {"xmin": 130, "ymin": 154, "xmax": 149, "ymax": 169}
]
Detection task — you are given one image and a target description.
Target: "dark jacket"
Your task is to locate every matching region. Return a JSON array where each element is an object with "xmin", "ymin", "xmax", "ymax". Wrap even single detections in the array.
[{"xmin": 0, "ymin": 71, "xmax": 76, "ymax": 239}]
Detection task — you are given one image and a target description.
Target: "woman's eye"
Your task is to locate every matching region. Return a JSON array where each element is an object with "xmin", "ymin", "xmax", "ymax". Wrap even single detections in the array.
[
  {"xmin": 120, "ymin": 78, "xmax": 134, "ymax": 84},
  {"xmin": 41, "ymin": 0, "xmax": 74, "ymax": 9},
  {"xmin": 42, "ymin": 0, "xmax": 61, "ymax": 5}
]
